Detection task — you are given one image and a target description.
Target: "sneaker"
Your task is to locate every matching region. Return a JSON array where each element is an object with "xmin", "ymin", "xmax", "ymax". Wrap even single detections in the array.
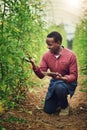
[{"xmin": 59, "ymin": 106, "xmax": 70, "ymax": 116}]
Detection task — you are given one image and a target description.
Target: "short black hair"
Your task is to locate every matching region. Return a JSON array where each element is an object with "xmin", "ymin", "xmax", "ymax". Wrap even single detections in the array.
[{"xmin": 47, "ymin": 31, "xmax": 62, "ymax": 43}]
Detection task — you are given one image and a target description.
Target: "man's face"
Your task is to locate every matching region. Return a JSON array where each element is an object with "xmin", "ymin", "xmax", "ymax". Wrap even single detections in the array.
[{"xmin": 46, "ymin": 37, "xmax": 60, "ymax": 54}]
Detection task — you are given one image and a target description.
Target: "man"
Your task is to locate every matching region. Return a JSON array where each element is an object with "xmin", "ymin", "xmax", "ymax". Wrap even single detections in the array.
[{"xmin": 29, "ymin": 31, "xmax": 78, "ymax": 115}]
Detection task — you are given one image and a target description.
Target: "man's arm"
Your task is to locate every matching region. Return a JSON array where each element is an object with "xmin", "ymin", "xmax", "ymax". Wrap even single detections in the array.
[
  {"xmin": 64, "ymin": 54, "xmax": 78, "ymax": 83},
  {"xmin": 25, "ymin": 58, "xmax": 45, "ymax": 79}
]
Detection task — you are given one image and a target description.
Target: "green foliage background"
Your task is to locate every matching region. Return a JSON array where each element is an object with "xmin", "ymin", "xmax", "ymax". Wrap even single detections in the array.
[
  {"xmin": 73, "ymin": 3, "xmax": 87, "ymax": 92},
  {"xmin": 0, "ymin": 0, "xmax": 47, "ymax": 108}
]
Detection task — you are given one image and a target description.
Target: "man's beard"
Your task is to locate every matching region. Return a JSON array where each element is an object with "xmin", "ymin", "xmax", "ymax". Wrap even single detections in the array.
[{"xmin": 50, "ymin": 49, "xmax": 59, "ymax": 54}]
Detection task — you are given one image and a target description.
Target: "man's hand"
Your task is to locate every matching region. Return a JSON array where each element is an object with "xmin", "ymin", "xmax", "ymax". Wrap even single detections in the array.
[
  {"xmin": 55, "ymin": 74, "xmax": 67, "ymax": 82},
  {"xmin": 53, "ymin": 73, "xmax": 62, "ymax": 79},
  {"xmin": 48, "ymin": 72, "xmax": 67, "ymax": 82},
  {"xmin": 24, "ymin": 57, "xmax": 36, "ymax": 68}
]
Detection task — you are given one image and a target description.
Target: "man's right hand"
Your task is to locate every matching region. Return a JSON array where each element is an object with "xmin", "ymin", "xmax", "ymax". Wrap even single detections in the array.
[{"xmin": 24, "ymin": 57, "xmax": 35, "ymax": 66}]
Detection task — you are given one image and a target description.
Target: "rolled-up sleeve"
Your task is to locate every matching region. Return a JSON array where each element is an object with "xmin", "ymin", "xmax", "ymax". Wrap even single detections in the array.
[
  {"xmin": 33, "ymin": 54, "xmax": 48, "ymax": 79},
  {"xmin": 64, "ymin": 55, "xmax": 78, "ymax": 83}
]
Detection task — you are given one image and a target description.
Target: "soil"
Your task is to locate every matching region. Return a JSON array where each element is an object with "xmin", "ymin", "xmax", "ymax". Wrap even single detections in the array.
[{"xmin": 0, "ymin": 77, "xmax": 87, "ymax": 130}]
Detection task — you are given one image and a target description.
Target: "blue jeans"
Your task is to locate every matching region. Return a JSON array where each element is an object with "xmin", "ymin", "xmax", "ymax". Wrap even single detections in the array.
[{"xmin": 43, "ymin": 79, "xmax": 77, "ymax": 114}]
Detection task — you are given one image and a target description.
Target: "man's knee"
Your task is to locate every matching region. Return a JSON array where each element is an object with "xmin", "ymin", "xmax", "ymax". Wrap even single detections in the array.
[
  {"xmin": 54, "ymin": 84, "xmax": 64, "ymax": 94},
  {"xmin": 54, "ymin": 83, "xmax": 68, "ymax": 97}
]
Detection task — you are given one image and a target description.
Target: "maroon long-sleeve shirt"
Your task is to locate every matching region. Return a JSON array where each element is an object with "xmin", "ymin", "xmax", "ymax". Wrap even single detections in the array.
[{"xmin": 33, "ymin": 47, "xmax": 78, "ymax": 83}]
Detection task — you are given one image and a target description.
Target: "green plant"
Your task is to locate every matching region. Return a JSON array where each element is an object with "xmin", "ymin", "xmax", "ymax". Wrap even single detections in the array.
[
  {"xmin": 73, "ymin": 1, "xmax": 87, "ymax": 92},
  {"xmin": 0, "ymin": 0, "xmax": 46, "ymax": 109},
  {"xmin": 0, "ymin": 125, "xmax": 6, "ymax": 130}
]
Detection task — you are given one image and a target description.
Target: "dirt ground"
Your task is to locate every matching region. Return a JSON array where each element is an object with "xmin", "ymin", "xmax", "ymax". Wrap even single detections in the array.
[{"xmin": 1, "ymin": 77, "xmax": 87, "ymax": 130}]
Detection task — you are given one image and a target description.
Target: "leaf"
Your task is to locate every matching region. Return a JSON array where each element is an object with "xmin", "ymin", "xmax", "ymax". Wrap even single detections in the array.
[
  {"xmin": 36, "ymin": 105, "xmax": 42, "ymax": 110},
  {"xmin": 0, "ymin": 102, "xmax": 5, "ymax": 115},
  {"xmin": 0, "ymin": 126, "xmax": 6, "ymax": 130},
  {"xmin": 27, "ymin": 110, "xmax": 32, "ymax": 115}
]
